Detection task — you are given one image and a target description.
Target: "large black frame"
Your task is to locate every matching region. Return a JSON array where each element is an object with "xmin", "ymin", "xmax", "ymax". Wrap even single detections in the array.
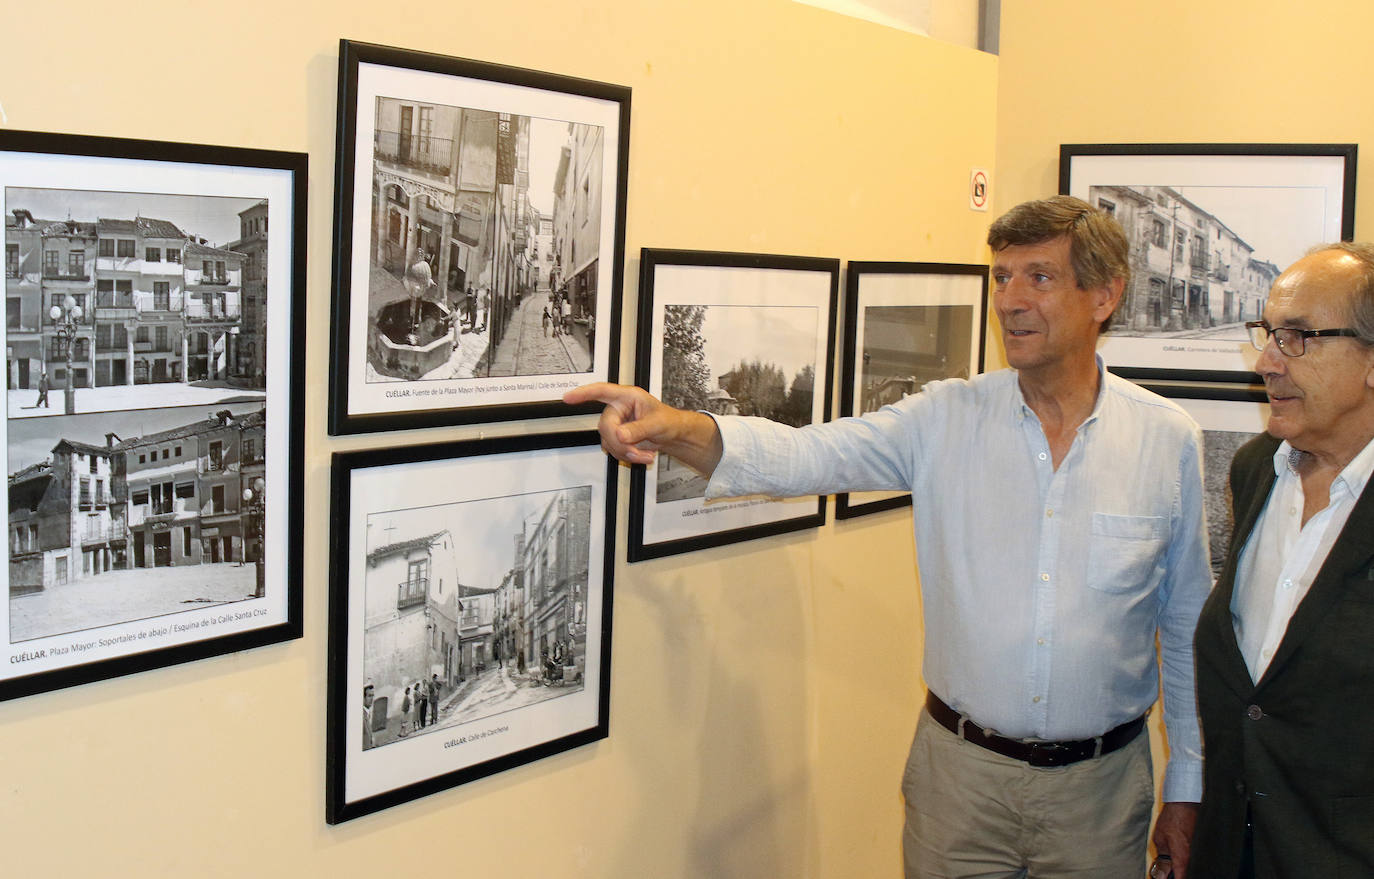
[
  {"xmin": 0, "ymin": 129, "xmax": 307, "ymax": 702},
  {"xmin": 836, "ymin": 261, "xmax": 988, "ymax": 519},
  {"xmin": 1060, "ymin": 142, "xmax": 1356, "ymax": 383},
  {"xmin": 327, "ymin": 430, "xmax": 616, "ymax": 823},
  {"xmin": 328, "ymin": 39, "xmax": 631, "ymax": 434},
  {"xmin": 629, "ymin": 248, "xmax": 839, "ymax": 561}
]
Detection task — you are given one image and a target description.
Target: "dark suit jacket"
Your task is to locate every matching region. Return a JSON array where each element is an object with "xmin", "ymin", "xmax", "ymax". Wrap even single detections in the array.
[{"xmin": 1192, "ymin": 433, "xmax": 1374, "ymax": 879}]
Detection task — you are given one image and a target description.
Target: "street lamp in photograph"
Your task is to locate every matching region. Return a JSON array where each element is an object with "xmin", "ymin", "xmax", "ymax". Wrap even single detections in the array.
[
  {"xmin": 242, "ymin": 476, "xmax": 266, "ymax": 599},
  {"xmin": 48, "ymin": 293, "xmax": 83, "ymax": 415}
]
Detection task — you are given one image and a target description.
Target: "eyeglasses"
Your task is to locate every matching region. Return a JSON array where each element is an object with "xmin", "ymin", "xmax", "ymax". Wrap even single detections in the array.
[{"xmin": 1245, "ymin": 320, "xmax": 1360, "ymax": 357}]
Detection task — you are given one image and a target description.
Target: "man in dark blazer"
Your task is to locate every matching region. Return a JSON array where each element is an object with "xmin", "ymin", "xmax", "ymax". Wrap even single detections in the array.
[{"xmin": 1192, "ymin": 242, "xmax": 1374, "ymax": 879}]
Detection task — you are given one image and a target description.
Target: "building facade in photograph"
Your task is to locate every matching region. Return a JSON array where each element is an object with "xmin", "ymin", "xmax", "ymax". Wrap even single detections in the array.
[
  {"xmin": 457, "ymin": 584, "xmax": 496, "ymax": 678},
  {"xmin": 117, "ymin": 409, "xmax": 261, "ymax": 569},
  {"xmin": 6, "ymin": 210, "xmax": 48, "ymax": 391},
  {"xmin": 368, "ymin": 100, "xmax": 541, "ymax": 372},
  {"xmin": 519, "ymin": 488, "xmax": 591, "ymax": 676},
  {"xmin": 1089, "ymin": 185, "xmax": 1281, "ymax": 333},
  {"xmin": 7, "ymin": 408, "xmax": 267, "ymax": 595},
  {"xmin": 363, "ymin": 529, "xmax": 461, "ymax": 718},
  {"xmin": 4, "ymin": 208, "xmax": 252, "ymax": 391},
  {"xmin": 227, "ymin": 200, "xmax": 268, "ymax": 388},
  {"xmin": 550, "ymin": 123, "xmax": 603, "ymax": 325},
  {"xmin": 8, "ymin": 438, "xmax": 123, "ymax": 595}
]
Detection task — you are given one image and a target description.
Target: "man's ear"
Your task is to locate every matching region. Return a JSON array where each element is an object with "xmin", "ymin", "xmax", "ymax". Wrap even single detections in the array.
[{"xmin": 1091, "ymin": 276, "xmax": 1125, "ymax": 323}]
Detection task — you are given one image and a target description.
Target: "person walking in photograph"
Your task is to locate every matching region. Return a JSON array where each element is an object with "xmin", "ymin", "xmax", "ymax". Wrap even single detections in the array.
[
  {"xmin": 35, "ymin": 370, "xmax": 49, "ymax": 408},
  {"xmin": 428, "ymin": 674, "xmax": 440, "ymax": 727}
]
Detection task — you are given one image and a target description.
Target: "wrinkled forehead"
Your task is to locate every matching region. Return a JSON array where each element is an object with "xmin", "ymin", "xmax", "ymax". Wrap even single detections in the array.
[{"xmin": 1267, "ymin": 256, "xmax": 1359, "ymax": 326}]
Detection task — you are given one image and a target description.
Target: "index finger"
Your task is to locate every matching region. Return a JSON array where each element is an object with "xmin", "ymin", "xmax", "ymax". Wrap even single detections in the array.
[{"xmin": 563, "ymin": 382, "xmax": 634, "ymax": 408}]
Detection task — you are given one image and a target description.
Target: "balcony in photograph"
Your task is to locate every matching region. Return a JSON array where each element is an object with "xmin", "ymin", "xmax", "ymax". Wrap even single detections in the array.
[
  {"xmin": 375, "ymin": 130, "xmax": 455, "ymax": 180},
  {"xmin": 397, "ymin": 578, "xmax": 428, "ymax": 610}
]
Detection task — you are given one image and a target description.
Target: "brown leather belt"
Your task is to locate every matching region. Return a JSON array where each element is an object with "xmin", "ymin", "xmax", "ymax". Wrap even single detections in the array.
[{"xmin": 925, "ymin": 691, "xmax": 1146, "ymax": 768}]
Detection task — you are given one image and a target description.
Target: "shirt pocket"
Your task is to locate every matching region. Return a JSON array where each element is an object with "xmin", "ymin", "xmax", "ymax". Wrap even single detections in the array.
[{"xmin": 1086, "ymin": 513, "xmax": 1167, "ymax": 594}]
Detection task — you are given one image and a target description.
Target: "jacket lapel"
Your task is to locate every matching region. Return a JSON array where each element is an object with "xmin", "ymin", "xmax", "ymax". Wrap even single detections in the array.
[
  {"xmin": 1208, "ymin": 439, "xmax": 1279, "ymax": 697},
  {"xmin": 1256, "ymin": 471, "xmax": 1374, "ymax": 690}
]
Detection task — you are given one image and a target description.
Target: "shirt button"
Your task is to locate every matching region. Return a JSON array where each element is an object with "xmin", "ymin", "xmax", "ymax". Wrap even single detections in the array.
[
  {"xmin": 1040, "ymin": 573, "xmax": 1049, "ymax": 582},
  {"xmin": 1282, "ymin": 579, "xmax": 1293, "ymax": 590},
  {"xmin": 1032, "ymin": 696, "xmax": 1041, "ymax": 703},
  {"xmin": 1046, "ymin": 509, "xmax": 1053, "ymax": 518},
  {"xmin": 1037, "ymin": 452, "xmax": 1047, "ymax": 461},
  {"xmin": 1288, "ymin": 507, "xmax": 1297, "ymax": 516},
  {"xmin": 1037, "ymin": 638, "xmax": 1046, "ymax": 646},
  {"xmin": 1246, "ymin": 705, "xmax": 1263, "ymax": 721}
]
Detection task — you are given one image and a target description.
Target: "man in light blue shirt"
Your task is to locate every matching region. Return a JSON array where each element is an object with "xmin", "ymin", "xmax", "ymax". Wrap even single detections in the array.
[{"xmin": 568, "ymin": 197, "xmax": 1210, "ymax": 878}]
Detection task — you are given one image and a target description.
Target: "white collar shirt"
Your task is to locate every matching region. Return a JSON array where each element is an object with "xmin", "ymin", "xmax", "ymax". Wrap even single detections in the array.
[{"xmin": 1232, "ymin": 435, "xmax": 1374, "ymax": 683}]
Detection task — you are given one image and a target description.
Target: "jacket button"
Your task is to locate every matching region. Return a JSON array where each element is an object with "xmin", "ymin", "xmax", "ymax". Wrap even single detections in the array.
[{"xmin": 1246, "ymin": 705, "xmax": 1263, "ymax": 721}]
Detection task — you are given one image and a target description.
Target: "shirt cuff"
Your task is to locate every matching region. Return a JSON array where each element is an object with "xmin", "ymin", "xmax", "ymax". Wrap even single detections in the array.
[{"xmin": 1161, "ymin": 755, "xmax": 1203, "ymax": 803}]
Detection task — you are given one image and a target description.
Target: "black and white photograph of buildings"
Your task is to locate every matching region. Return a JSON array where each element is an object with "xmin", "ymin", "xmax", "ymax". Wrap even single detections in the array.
[
  {"xmin": 366, "ymin": 98, "xmax": 603, "ymax": 382},
  {"xmin": 6, "ymin": 188, "xmax": 269, "ymax": 415},
  {"xmin": 7, "ymin": 402, "xmax": 267, "ymax": 641},
  {"xmin": 361, "ymin": 485, "xmax": 592, "ymax": 750},
  {"xmin": 857, "ymin": 305, "xmax": 974, "ymax": 415},
  {"xmin": 1087, "ymin": 184, "xmax": 1314, "ymax": 341},
  {"xmin": 6, "ymin": 188, "xmax": 275, "ymax": 642},
  {"xmin": 657, "ymin": 304, "xmax": 819, "ymax": 503}
]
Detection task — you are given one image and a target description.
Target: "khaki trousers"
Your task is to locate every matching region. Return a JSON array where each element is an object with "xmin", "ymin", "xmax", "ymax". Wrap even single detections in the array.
[{"xmin": 901, "ymin": 707, "xmax": 1153, "ymax": 879}]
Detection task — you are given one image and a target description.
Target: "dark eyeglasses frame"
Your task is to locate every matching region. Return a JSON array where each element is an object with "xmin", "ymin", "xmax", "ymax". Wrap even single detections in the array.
[{"xmin": 1245, "ymin": 320, "xmax": 1361, "ymax": 357}]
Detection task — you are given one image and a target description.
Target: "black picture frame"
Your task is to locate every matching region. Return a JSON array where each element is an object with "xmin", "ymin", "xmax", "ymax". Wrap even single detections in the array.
[
  {"xmin": 1141, "ymin": 383, "xmax": 1270, "ymax": 577},
  {"xmin": 328, "ymin": 39, "xmax": 630, "ymax": 434},
  {"xmin": 629, "ymin": 248, "xmax": 839, "ymax": 562},
  {"xmin": 1060, "ymin": 142, "xmax": 1357, "ymax": 383},
  {"xmin": 0, "ymin": 129, "xmax": 307, "ymax": 702},
  {"xmin": 327, "ymin": 430, "xmax": 616, "ymax": 823},
  {"xmin": 836, "ymin": 261, "xmax": 988, "ymax": 519}
]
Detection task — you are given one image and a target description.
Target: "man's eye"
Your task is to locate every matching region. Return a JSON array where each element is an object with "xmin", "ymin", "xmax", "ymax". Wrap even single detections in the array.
[{"xmin": 1032, "ymin": 273, "xmax": 1050, "ymax": 284}]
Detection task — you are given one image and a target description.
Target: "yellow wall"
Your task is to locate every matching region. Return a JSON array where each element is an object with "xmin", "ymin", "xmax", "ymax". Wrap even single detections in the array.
[{"xmin": 0, "ymin": 1, "xmax": 995, "ymax": 876}]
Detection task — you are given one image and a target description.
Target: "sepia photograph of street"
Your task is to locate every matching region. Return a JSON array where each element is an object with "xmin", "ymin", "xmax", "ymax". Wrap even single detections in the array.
[
  {"xmin": 657, "ymin": 304, "xmax": 819, "ymax": 503},
  {"xmin": 1087, "ymin": 183, "xmax": 1320, "ymax": 344},
  {"xmin": 362, "ymin": 485, "xmax": 592, "ymax": 750},
  {"xmin": 363, "ymin": 97, "xmax": 603, "ymax": 384},
  {"xmin": 857, "ymin": 304, "xmax": 974, "ymax": 415},
  {"xmin": 7, "ymin": 402, "xmax": 267, "ymax": 642}
]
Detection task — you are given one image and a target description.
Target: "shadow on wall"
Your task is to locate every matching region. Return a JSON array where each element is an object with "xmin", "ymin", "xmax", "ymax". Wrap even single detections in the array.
[{"xmin": 608, "ymin": 544, "xmax": 814, "ymax": 877}]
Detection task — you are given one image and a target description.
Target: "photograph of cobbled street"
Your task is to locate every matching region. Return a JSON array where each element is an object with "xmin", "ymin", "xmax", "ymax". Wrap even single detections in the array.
[
  {"xmin": 857, "ymin": 305, "xmax": 974, "ymax": 415},
  {"xmin": 1087, "ymin": 184, "xmax": 1307, "ymax": 345},
  {"xmin": 6, "ymin": 188, "xmax": 274, "ymax": 642},
  {"xmin": 364, "ymin": 98, "xmax": 603, "ymax": 383},
  {"xmin": 658, "ymin": 304, "xmax": 819, "ymax": 503},
  {"xmin": 362, "ymin": 486, "xmax": 592, "ymax": 750}
]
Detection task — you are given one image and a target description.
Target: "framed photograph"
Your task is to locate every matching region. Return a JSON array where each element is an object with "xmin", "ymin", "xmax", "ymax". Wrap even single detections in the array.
[
  {"xmin": 629, "ymin": 249, "xmax": 839, "ymax": 562},
  {"xmin": 328, "ymin": 39, "xmax": 630, "ymax": 434},
  {"xmin": 1061, "ymin": 143, "xmax": 1357, "ymax": 382},
  {"xmin": 1144, "ymin": 385, "xmax": 1270, "ymax": 577},
  {"xmin": 0, "ymin": 129, "xmax": 307, "ymax": 702},
  {"xmin": 327, "ymin": 430, "xmax": 615, "ymax": 823},
  {"xmin": 836, "ymin": 262, "xmax": 988, "ymax": 519}
]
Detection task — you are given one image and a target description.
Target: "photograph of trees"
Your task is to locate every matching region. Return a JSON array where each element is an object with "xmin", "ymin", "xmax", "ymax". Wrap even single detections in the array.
[{"xmin": 657, "ymin": 303, "xmax": 818, "ymax": 502}]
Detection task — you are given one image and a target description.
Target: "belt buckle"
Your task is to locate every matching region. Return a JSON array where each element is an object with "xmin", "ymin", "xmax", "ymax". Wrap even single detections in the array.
[{"xmin": 1026, "ymin": 741, "xmax": 1076, "ymax": 768}]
